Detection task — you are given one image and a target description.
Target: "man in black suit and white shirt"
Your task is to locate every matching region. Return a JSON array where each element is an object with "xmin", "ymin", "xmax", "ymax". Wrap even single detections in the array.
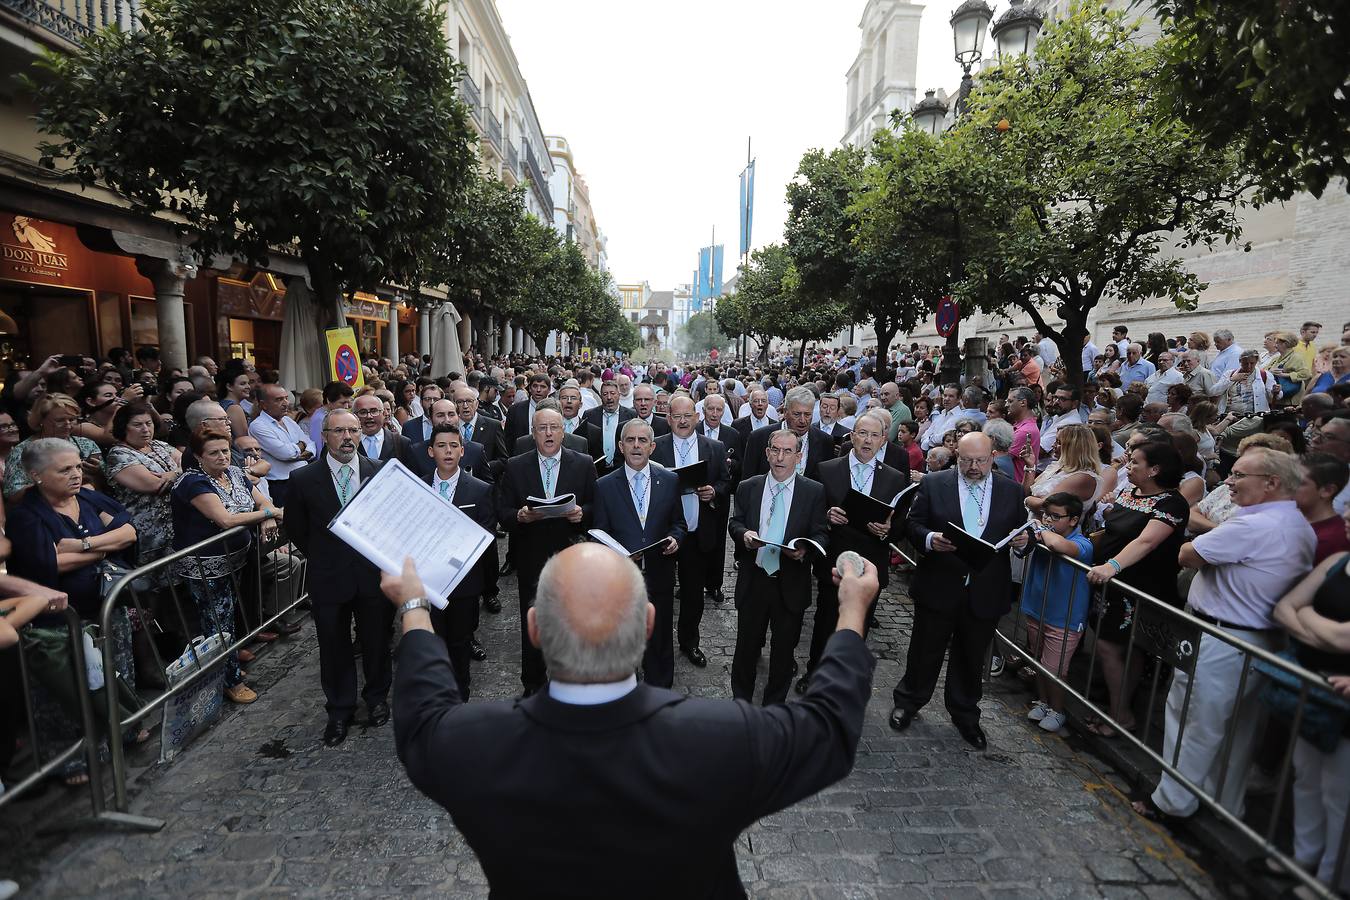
[
  {"xmin": 581, "ymin": 379, "xmax": 635, "ymax": 475},
  {"xmin": 401, "ymin": 382, "xmax": 443, "ymax": 444},
  {"xmin": 411, "ymin": 399, "xmax": 489, "ymax": 481},
  {"xmin": 505, "ymin": 372, "xmax": 552, "ymax": 450},
  {"xmin": 284, "ymin": 411, "xmax": 392, "ymax": 746},
  {"xmin": 387, "ymin": 543, "xmax": 878, "ymax": 899},
  {"xmin": 741, "ymin": 386, "xmax": 835, "ymax": 482},
  {"xmin": 353, "ymin": 393, "xmax": 420, "ymax": 470},
  {"xmin": 511, "ymin": 398, "xmax": 590, "ymax": 455},
  {"xmin": 421, "ymin": 423, "xmax": 496, "ymax": 700},
  {"xmin": 450, "ymin": 381, "xmax": 507, "ymax": 473},
  {"xmin": 732, "ymin": 388, "xmax": 776, "ymax": 447},
  {"xmin": 498, "ymin": 406, "xmax": 597, "ymax": 695},
  {"xmin": 630, "ymin": 383, "xmax": 671, "ymax": 437},
  {"xmin": 798, "ymin": 412, "xmax": 905, "ymax": 694},
  {"xmin": 814, "ymin": 391, "xmax": 851, "ymax": 447},
  {"xmin": 889, "ymin": 432, "xmax": 1029, "ymax": 750},
  {"xmin": 653, "ymin": 395, "xmax": 731, "ymax": 666},
  {"xmin": 593, "ymin": 420, "xmax": 686, "ymax": 687},
  {"xmin": 728, "ymin": 429, "xmax": 829, "ymax": 705},
  {"xmin": 695, "ymin": 392, "xmax": 742, "ymax": 605},
  {"xmin": 476, "ymin": 377, "xmax": 508, "ymax": 422}
]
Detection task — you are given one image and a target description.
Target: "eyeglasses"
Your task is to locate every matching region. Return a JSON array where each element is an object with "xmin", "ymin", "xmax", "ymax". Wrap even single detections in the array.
[
  {"xmin": 957, "ymin": 456, "xmax": 991, "ymax": 466},
  {"xmin": 1040, "ymin": 510, "xmax": 1073, "ymax": 521},
  {"xmin": 766, "ymin": 447, "xmax": 798, "ymax": 456},
  {"xmin": 1227, "ymin": 470, "xmax": 1272, "ymax": 481},
  {"xmin": 355, "ymin": 408, "xmax": 382, "ymax": 417},
  {"xmin": 0, "ymin": 423, "xmax": 18, "ymax": 432},
  {"xmin": 325, "ymin": 427, "xmax": 361, "ymax": 436},
  {"xmin": 202, "ymin": 416, "xmax": 229, "ymax": 424}
]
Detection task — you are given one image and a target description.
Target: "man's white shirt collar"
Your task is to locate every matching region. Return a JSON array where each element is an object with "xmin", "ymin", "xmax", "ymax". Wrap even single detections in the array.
[{"xmin": 548, "ymin": 675, "xmax": 638, "ymax": 705}]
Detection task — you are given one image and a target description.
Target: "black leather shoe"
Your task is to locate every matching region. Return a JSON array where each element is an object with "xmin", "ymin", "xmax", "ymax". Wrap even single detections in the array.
[
  {"xmin": 470, "ymin": 638, "xmax": 487, "ymax": 661},
  {"xmin": 323, "ymin": 715, "xmax": 354, "ymax": 747},
  {"xmin": 483, "ymin": 594, "xmax": 502, "ymax": 614},
  {"xmin": 794, "ymin": 673, "xmax": 811, "ymax": 695},
  {"xmin": 706, "ymin": 589, "xmax": 726, "ymax": 604},
  {"xmin": 889, "ymin": 707, "xmax": 917, "ymax": 733},
  {"xmin": 683, "ymin": 646, "xmax": 707, "ymax": 668},
  {"xmin": 367, "ymin": 702, "xmax": 390, "ymax": 728},
  {"xmin": 276, "ymin": 617, "xmax": 303, "ymax": 636},
  {"xmin": 956, "ymin": 722, "xmax": 987, "ymax": 751}
]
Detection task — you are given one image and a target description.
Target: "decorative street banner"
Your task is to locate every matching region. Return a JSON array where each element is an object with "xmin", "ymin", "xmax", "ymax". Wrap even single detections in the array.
[
  {"xmin": 739, "ymin": 159, "xmax": 755, "ymax": 258},
  {"xmin": 695, "ymin": 244, "xmax": 724, "ymax": 309},
  {"xmin": 325, "ymin": 326, "xmax": 365, "ymax": 388},
  {"xmin": 580, "ymin": 346, "xmax": 591, "ymax": 362}
]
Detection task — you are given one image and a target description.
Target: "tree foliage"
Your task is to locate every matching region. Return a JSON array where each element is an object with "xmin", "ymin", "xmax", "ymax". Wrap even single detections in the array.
[
  {"xmin": 678, "ymin": 311, "xmax": 732, "ymax": 357},
  {"xmin": 423, "ymin": 173, "xmax": 530, "ymax": 314},
  {"xmin": 736, "ymin": 244, "xmax": 850, "ymax": 367},
  {"xmin": 948, "ymin": 3, "xmax": 1254, "ymax": 388},
  {"xmin": 592, "ymin": 308, "xmax": 640, "ymax": 355},
  {"xmin": 28, "ymin": 0, "xmax": 477, "ymax": 314},
  {"xmin": 1154, "ymin": 0, "xmax": 1350, "ymax": 200}
]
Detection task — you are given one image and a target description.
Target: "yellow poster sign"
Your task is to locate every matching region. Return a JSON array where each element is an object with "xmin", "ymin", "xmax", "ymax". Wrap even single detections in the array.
[
  {"xmin": 325, "ymin": 327, "xmax": 365, "ymax": 388},
  {"xmin": 580, "ymin": 346, "xmax": 592, "ymax": 362}
]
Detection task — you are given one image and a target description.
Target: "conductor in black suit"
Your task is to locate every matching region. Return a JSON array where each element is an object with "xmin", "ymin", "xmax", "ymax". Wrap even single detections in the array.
[
  {"xmin": 594, "ymin": 419, "xmax": 686, "ymax": 687},
  {"xmin": 798, "ymin": 412, "xmax": 905, "ymax": 694},
  {"xmin": 387, "ymin": 543, "xmax": 878, "ymax": 899},
  {"xmin": 504, "ymin": 372, "xmax": 552, "ymax": 450},
  {"xmin": 630, "ymin": 383, "xmax": 671, "ymax": 437},
  {"xmin": 652, "ymin": 395, "xmax": 730, "ymax": 667},
  {"xmin": 889, "ymin": 432, "xmax": 1029, "ymax": 750},
  {"xmin": 741, "ymin": 386, "xmax": 835, "ymax": 482},
  {"xmin": 580, "ymin": 379, "xmax": 635, "ymax": 475},
  {"xmin": 284, "ymin": 410, "xmax": 393, "ymax": 746},
  {"xmin": 421, "ymin": 423, "xmax": 496, "ymax": 700},
  {"xmin": 696, "ymin": 392, "xmax": 741, "ymax": 604},
  {"xmin": 353, "ymin": 393, "xmax": 420, "ymax": 470},
  {"xmin": 729, "ymin": 429, "xmax": 829, "ymax": 705},
  {"xmin": 498, "ymin": 406, "xmax": 596, "ymax": 695}
]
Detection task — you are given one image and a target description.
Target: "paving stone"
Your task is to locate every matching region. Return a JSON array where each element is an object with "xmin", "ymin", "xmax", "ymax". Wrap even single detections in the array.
[{"xmin": 0, "ymin": 544, "xmax": 1223, "ymax": 898}]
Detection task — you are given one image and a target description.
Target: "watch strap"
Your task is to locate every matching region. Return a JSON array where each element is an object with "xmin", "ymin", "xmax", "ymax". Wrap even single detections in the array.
[{"xmin": 398, "ymin": 597, "xmax": 433, "ymax": 617}]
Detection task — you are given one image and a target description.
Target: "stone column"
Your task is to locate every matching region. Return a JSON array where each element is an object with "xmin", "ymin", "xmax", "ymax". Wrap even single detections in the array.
[
  {"xmin": 418, "ymin": 306, "xmax": 431, "ymax": 359},
  {"xmin": 135, "ymin": 256, "xmax": 196, "ymax": 371},
  {"xmin": 457, "ymin": 307, "xmax": 473, "ymax": 358},
  {"xmin": 386, "ymin": 302, "xmax": 400, "ymax": 366},
  {"xmin": 498, "ymin": 319, "xmax": 511, "ymax": 357}
]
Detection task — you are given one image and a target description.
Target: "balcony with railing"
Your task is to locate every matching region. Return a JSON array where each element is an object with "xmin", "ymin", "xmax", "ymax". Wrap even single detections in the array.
[
  {"xmin": 505, "ymin": 139, "xmax": 519, "ymax": 174},
  {"xmin": 2, "ymin": 0, "xmax": 140, "ymax": 47},
  {"xmin": 485, "ymin": 109, "xmax": 502, "ymax": 152},
  {"xmin": 523, "ymin": 142, "xmax": 553, "ymax": 212},
  {"xmin": 458, "ymin": 73, "xmax": 482, "ymax": 126}
]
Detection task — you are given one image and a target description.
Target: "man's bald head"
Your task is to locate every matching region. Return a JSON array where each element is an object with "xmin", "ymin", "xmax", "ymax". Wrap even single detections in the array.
[{"xmin": 529, "ymin": 544, "xmax": 654, "ymax": 683}]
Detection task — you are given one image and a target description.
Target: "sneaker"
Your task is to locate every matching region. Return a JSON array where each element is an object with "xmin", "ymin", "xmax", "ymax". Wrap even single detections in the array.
[
  {"xmin": 225, "ymin": 683, "xmax": 258, "ymax": 704},
  {"xmin": 989, "ymin": 654, "xmax": 1005, "ymax": 678},
  {"xmin": 1039, "ymin": 710, "xmax": 1067, "ymax": 733},
  {"xmin": 1026, "ymin": 700, "xmax": 1048, "ymax": 722}
]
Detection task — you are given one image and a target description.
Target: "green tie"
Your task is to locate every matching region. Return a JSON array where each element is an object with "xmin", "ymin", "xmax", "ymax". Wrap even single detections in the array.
[{"xmin": 337, "ymin": 464, "xmax": 353, "ymax": 506}]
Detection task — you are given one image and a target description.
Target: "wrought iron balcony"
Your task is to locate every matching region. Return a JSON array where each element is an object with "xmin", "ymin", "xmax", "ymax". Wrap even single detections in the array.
[
  {"xmin": 523, "ymin": 142, "xmax": 552, "ymax": 212},
  {"xmin": 2, "ymin": 0, "xmax": 140, "ymax": 46},
  {"xmin": 458, "ymin": 73, "xmax": 482, "ymax": 125},
  {"xmin": 505, "ymin": 140, "xmax": 519, "ymax": 174},
  {"xmin": 485, "ymin": 109, "xmax": 502, "ymax": 152}
]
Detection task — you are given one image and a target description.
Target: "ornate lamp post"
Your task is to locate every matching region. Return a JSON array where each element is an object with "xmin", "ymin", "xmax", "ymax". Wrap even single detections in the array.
[
  {"xmin": 911, "ymin": 89, "xmax": 950, "ymax": 136},
  {"xmin": 991, "ymin": 0, "xmax": 1045, "ymax": 62},
  {"xmin": 949, "ymin": 0, "xmax": 994, "ymax": 116}
]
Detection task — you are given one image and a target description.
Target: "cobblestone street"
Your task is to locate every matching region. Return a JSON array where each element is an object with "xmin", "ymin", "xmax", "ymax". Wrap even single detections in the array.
[{"xmin": 2, "ymin": 545, "xmax": 1222, "ymax": 898}]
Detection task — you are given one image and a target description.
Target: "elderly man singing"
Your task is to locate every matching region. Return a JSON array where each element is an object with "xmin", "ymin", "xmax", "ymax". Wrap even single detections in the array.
[
  {"xmin": 1134, "ymin": 448, "xmax": 1316, "ymax": 821},
  {"xmin": 388, "ymin": 546, "xmax": 877, "ymax": 899}
]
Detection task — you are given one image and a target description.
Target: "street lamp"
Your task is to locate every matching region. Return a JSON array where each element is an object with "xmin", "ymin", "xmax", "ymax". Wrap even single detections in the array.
[
  {"xmin": 911, "ymin": 89, "xmax": 950, "ymax": 136},
  {"xmin": 949, "ymin": 0, "xmax": 993, "ymax": 115},
  {"xmin": 991, "ymin": 0, "xmax": 1045, "ymax": 61}
]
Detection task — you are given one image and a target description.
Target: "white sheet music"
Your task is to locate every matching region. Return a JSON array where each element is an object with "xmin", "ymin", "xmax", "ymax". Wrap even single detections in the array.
[{"xmin": 328, "ymin": 460, "xmax": 494, "ymax": 609}]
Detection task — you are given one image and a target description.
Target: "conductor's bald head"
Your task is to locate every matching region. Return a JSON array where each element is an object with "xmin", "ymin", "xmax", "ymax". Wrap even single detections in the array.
[{"xmin": 528, "ymin": 544, "xmax": 655, "ymax": 683}]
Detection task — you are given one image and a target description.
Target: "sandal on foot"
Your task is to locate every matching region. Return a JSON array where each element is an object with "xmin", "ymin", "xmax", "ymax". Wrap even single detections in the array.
[
  {"xmin": 1131, "ymin": 795, "xmax": 1186, "ymax": 826},
  {"xmin": 62, "ymin": 771, "xmax": 90, "ymax": 787}
]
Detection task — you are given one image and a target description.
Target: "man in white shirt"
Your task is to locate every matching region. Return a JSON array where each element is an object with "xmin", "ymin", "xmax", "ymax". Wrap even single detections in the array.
[
  {"xmin": 737, "ymin": 389, "xmax": 778, "ymax": 430},
  {"xmin": 1111, "ymin": 326, "xmax": 1131, "ymax": 360},
  {"xmin": 249, "ymin": 383, "xmax": 314, "ymax": 508},
  {"xmin": 1080, "ymin": 334, "xmax": 1099, "ymax": 376},
  {"xmin": 695, "ymin": 382, "xmax": 734, "ymax": 427},
  {"xmin": 615, "ymin": 373, "xmax": 635, "ymax": 409},
  {"xmin": 1035, "ymin": 331, "xmax": 1058, "ymax": 368},
  {"xmin": 310, "ymin": 380, "xmax": 355, "ymax": 447},
  {"xmin": 1209, "ymin": 329, "xmax": 1243, "ymax": 379},
  {"xmin": 1143, "ymin": 351, "xmax": 1184, "ymax": 405},
  {"xmin": 1039, "ymin": 383, "xmax": 1086, "ymax": 454},
  {"xmin": 920, "ymin": 385, "xmax": 963, "ymax": 452},
  {"xmin": 557, "ymin": 384, "xmax": 587, "ymax": 436}
]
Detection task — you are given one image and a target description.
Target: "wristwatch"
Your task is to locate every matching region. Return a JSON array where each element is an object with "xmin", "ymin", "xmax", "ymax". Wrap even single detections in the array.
[
  {"xmin": 398, "ymin": 597, "xmax": 433, "ymax": 618},
  {"xmin": 80, "ymin": 537, "xmax": 92, "ymax": 552}
]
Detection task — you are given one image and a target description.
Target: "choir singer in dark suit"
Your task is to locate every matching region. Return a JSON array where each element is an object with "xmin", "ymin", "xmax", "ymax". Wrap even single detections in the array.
[
  {"xmin": 890, "ymin": 432, "xmax": 1028, "ymax": 750},
  {"xmin": 798, "ymin": 412, "xmax": 905, "ymax": 694},
  {"xmin": 594, "ymin": 419, "xmax": 686, "ymax": 687},
  {"xmin": 421, "ymin": 423, "xmax": 495, "ymax": 700},
  {"xmin": 740, "ymin": 387, "xmax": 835, "ymax": 481},
  {"xmin": 729, "ymin": 429, "xmax": 829, "ymax": 705},
  {"xmin": 498, "ymin": 406, "xmax": 596, "ymax": 695},
  {"xmin": 697, "ymin": 392, "xmax": 742, "ymax": 604},
  {"xmin": 580, "ymin": 379, "xmax": 635, "ymax": 475},
  {"xmin": 353, "ymin": 393, "xmax": 420, "ymax": 470},
  {"xmin": 387, "ymin": 542, "xmax": 878, "ymax": 899},
  {"xmin": 284, "ymin": 410, "xmax": 392, "ymax": 746},
  {"xmin": 651, "ymin": 395, "xmax": 730, "ymax": 668}
]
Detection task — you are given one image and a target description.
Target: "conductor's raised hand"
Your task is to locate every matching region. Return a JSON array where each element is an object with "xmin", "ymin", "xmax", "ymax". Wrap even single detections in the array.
[
  {"xmin": 381, "ymin": 555, "xmax": 423, "ymax": 606},
  {"xmin": 835, "ymin": 557, "xmax": 880, "ymax": 635}
]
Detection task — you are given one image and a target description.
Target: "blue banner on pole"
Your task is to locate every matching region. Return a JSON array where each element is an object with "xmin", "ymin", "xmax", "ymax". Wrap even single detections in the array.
[
  {"xmin": 696, "ymin": 245, "xmax": 724, "ymax": 307},
  {"xmin": 739, "ymin": 160, "xmax": 755, "ymax": 258}
]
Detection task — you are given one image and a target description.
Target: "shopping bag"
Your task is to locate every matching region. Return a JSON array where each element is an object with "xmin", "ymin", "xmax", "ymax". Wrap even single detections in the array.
[{"xmin": 159, "ymin": 631, "xmax": 231, "ymax": 762}]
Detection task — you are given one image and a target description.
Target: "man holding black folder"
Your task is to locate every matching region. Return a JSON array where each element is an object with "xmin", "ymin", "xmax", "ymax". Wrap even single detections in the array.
[
  {"xmin": 498, "ymin": 406, "xmax": 596, "ymax": 696},
  {"xmin": 798, "ymin": 412, "xmax": 905, "ymax": 693},
  {"xmin": 889, "ymin": 432, "xmax": 1028, "ymax": 749},
  {"xmin": 593, "ymin": 420, "xmax": 686, "ymax": 687},
  {"xmin": 652, "ymin": 395, "xmax": 730, "ymax": 668}
]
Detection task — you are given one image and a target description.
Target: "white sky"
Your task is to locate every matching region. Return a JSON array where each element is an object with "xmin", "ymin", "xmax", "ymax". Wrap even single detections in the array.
[{"xmin": 496, "ymin": 0, "xmax": 974, "ymax": 290}]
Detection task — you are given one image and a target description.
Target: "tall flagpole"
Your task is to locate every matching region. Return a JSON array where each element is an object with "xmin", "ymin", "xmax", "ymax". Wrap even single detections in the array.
[{"xmin": 741, "ymin": 137, "xmax": 751, "ymax": 364}]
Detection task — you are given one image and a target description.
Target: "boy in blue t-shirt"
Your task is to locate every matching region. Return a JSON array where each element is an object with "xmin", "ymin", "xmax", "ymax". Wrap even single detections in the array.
[{"xmin": 1019, "ymin": 491, "xmax": 1094, "ymax": 733}]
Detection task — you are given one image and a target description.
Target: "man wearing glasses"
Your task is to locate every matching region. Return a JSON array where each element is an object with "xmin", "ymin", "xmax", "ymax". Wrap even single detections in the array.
[
  {"xmin": 1311, "ymin": 411, "xmax": 1350, "ymax": 515},
  {"xmin": 889, "ymin": 432, "xmax": 1029, "ymax": 750}
]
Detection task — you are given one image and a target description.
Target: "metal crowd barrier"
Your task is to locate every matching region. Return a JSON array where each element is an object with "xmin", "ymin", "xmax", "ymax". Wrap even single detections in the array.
[
  {"xmin": 96, "ymin": 526, "xmax": 309, "ymax": 817},
  {"xmin": 0, "ymin": 606, "xmax": 116, "ymax": 829},
  {"xmin": 993, "ymin": 541, "xmax": 1347, "ymax": 899}
]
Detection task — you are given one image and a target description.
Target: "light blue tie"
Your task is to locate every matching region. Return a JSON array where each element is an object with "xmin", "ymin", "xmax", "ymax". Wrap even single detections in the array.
[
  {"xmin": 565, "ymin": 418, "xmax": 576, "ymax": 434},
  {"xmin": 439, "ymin": 480, "xmax": 451, "ymax": 501},
  {"xmin": 632, "ymin": 470, "xmax": 647, "ymax": 525},
  {"xmin": 462, "ymin": 420, "xmax": 474, "ymax": 443},
  {"xmin": 364, "ymin": 435, "xmax": 378, "ymax": 458},
  {"xmin": 757, "ymin": 481, "xmax": 788, "ymax": 574},
  {"xmin": 962, "ymin": 480, "xmax": 983, "ymax": 534},
  {"xmin": 337, "ymin": 464, "xmax": 353, "ymax": 507},
  {"xmin": 603, "ymin": 412, "xmax": 616, "ymax": 463},
  {"xmin": 852, "ymin": 462, "xmax": 870, "ymax": 493},
  {"xmin": 542, "ymin": 457, "xmax": 558, "ymax": 498}
]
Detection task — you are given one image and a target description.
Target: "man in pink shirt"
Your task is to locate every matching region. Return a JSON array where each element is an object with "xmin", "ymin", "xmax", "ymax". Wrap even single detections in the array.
[{"xmin": 1007, "ymin": 386, "xmax": 1041, "ymax": 480}]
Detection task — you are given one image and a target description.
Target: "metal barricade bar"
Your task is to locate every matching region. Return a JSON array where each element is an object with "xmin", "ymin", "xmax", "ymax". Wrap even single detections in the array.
[{"xmin": 992, "ymin": 540, "xmax": 1343, "ymax": 900}]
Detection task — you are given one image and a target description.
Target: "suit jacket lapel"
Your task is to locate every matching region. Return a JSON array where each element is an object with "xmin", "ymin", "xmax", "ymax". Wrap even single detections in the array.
[{"xmin": 783, "ymin": 477, "xmax": 809, "ymax": 540}]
